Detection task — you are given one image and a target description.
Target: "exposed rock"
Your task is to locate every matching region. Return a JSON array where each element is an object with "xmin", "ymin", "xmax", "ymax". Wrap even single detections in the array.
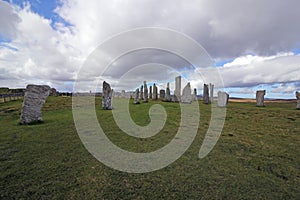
[
  {"xmin": 203, "ymin": 84, "xmax": 209, "ymax": 104},
  {"xmin": 134, "ymin": 88, "xmax": 140, "ymax": 104},
  {"xmin": 102, "ymin": 81, "xmax": 113, "ymax": 110},
  {"xmin": 256, "ymin": 90, "xmax": 266, "ymax": 107},
  {"xmin": 153, "ymin": 83, "xmax": 158, "ymax": 100},
  {"xmin": 209, "ymin": 83, "xmax": 214, "ymax": 103},
  {"xmin": 20, "ymin": 84, "xmax": 51, "ymax": 124},
  {"xmin": 160, "ymin": 89, "xmax": 165, "ymax": 99},
  {"xmin": 144, "ymin": 81, "xmax": 148, "ymax": 102},
  {"xmin": 165, "ymin": 82, "xmax": 171, "ymax": 102},
  {"xmin": 217, "ymin": 91, "xmax": 229, "ymax": 107},
  {"xmin": 140, "ymin": 85, "xmax": 144, "ymax": 100},
  {"xmin": 149, "ymin": 86, "xmax": 152, "ymax": 99},
  {"xmin": 181, "ymin": 82, "xmax": 193, "ymax": 104},
  {"xmin": 296, "ymin": 91, "xmax": 300, "ymax": 109},
  {"xmin": 174, "ymin": 76, "xmax": 181, "ymax": 102}
]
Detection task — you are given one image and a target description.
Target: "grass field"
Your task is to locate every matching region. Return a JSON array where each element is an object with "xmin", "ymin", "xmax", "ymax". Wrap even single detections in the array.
[{"xmin": 0, "ymin": 97, "xmax": 299, "ymax": 199}]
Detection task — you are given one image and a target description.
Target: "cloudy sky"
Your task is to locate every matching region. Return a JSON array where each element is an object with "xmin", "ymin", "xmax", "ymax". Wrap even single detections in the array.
[{"xmin": 0, "ymin": 0, "xmax": 299, "ymax": 98}]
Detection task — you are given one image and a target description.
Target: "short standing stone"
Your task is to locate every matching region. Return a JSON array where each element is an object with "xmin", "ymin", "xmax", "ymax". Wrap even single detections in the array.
[
  {"xmin": 256, "ymin": 90, "xmax": 266, "ymax": 107},
  {"xmin": 102, "ymin": 81, "xmax": 113, "ymax": 110},
  {"xmin": 20, "ymin": 84, "xmax": 51, "ymax": 124},
  {"xmin": 160, "ymin": 89, "xmax": 165, "ymax": 99},
  {"xmin": 193, "ymin": 88, "xmax": 197, "ymax": 101},
  {"xmin": 153, "ymin": 83, "xmax": 158, "ymax": 100},
  {"xmin": 165, "ymin": 82, "xmax": 171, "ymax": 102},
  {"xmin": 149, "ymin": 86, "xmax": 152, "ymax": 99},
  {"xmin": 203, "ymin": 84, "xmax": 209, "ymax": 104},
  {"xmin": 217, "ymin": 91, "xmax": 229, "ymax": 107},
  {"xmin": 134, "ymin": 88, "xmax": 140, "ymax": 104},
  {"xmin": 181, "ymin": 82, "xmax": 193, "ymax": 104},
  {"xmin": 296, "ymin": 91, "xmax": 300, "ymax": 109},
  {"xmin": 144, "ymin": 81, "xmax": 148, "ymax": 102}
]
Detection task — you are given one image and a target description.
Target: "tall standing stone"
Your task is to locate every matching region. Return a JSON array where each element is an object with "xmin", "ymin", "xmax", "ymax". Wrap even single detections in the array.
[
  {"xmin": 153, "ymin": 83, "xmax": 158, "ymax": 100},
  {"xmin": 160, "ymin": 89, "xmax": 165, "ymax": 99},
  {"xmin": 193, "ymin": 88, "xmax": 197, "ymax": 101},
  {"xmin": 174, "ymin": 76, "xmax": 181, "ymax": 102},
  {"xmin": 165, "ymin": 82, "xmax": 171, "ymax": 102},
  {"xmin": 102, "ymin": 81, "xmax": 113, "ymax": 110},
  {"xmin": 296, "ymin": 91, "xmax": 300, "ymax": 109},
  {"xmin": 256, "ymin": 90, "xmax": 266, "ymax": 107},
  {"xmin": 217, "ymin": 91, "xmax": 229, "ymax": 107},
  {"xmin": 134, "ymin": 88, "xmax": 140, "ymax": 104},
  {"xmin": 181, "ymin": 82, "xmax": 193, "ymax": 104},
  {"xmin": 144, "ymin": 81, "xmax": 148, "ymax": 102},
  {"xmin": 203, "ymin": 84, "xmax": 209, "ymax": 104},
  {"xmin": 209, "ymin": 83, "xmax": 214, "ymax": 103},
  {"xmin": 149, "ymin": 86, "xmax": 152, "ymax": 99},
  {"xmin": 140, "ymin": 85, "xmax": 144, "ymax": 100},
  {"xmin": 20, "ymin": 84, "xmax": 51, "ymax": 124}
]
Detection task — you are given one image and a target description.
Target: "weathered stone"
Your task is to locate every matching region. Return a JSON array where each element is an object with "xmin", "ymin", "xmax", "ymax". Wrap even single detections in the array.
[
  {"xmin": 102, "ymin": 81, "xmax": 113, "ymax": 110},
  {"xmin": 181, "ymin": 82, "xmax": 193, "ymax": 104},
  {"xmin": 296, "ymin": 91, "xmax": 300, "ymax": 109},
  {"xmin": 50, "ymin": 88, "xmax": 58, "ymax": 96},
  {"xmin": 203, "ymin": 84, "xmax": 209, "ymax": 104},
  {"xmin": 217, "ymin": 91, "xmax": 229, "ymax": 107},
  {"xmin": 140, "ymin": 85, "xmax": 144, "ymax": 100},
  {"xmin": 20, "ymin": 84, "xmax": 51, "ymax": 124},
  {"xmin": 174, "ymin": 76, "xmax": 181, "ymax": 102},
  {"xmin": 134, "ymin": 88, "xmax": 140, "ymax": 104},
  {"xmin": 149, "ymin": 86, "xmax": 152, "ymax": 99},
  {"xmin": 160, "ymin": 89, "xmax": 165, "ymax": 99},
  {"xmin": 193, "ymin": 88, "xmax": 197, "ymax": 101},
  {"xmin": 153, "ymin": 83, "xmax": 158, "ymax": 100},
  {"xmin": 144, "ymin": 81, "xmax": 148, "ymax": 102},
  {"xmin": 209, "ymin": 83, "xmax": 214, "ymax": 103},
  {"xmin": 165, "ymin": 82, "xmax": 171, "ymax": 102},
  {"xmin": 256, "ymin": 90, "xmax": 266, "ymax": 107}
]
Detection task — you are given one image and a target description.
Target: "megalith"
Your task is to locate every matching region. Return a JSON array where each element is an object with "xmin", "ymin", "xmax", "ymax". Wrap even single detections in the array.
[{"xmin": 102, "ymin": 81, "xmax": 113, "ymax": 110}]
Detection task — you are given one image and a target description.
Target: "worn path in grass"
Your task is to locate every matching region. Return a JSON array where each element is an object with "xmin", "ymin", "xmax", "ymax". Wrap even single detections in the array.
[{"xmin": 0, "ymin": 97, "xmax": 299, "ymax": 199}]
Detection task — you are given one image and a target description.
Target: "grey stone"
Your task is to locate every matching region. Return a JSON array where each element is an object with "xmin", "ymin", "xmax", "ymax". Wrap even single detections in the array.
[
  {"xmin": 102, "ymin": 81, "xmax": 113, "ymax": 110},
  {"xmin": 193, "ymin": 88, "xmax": 197, "ymax": 101},
  {"xmin": 181, "ymin": 82, "xmax": 193, "ymax": 104},
  {"xmin": 165, "ymin": 82, "xmax": 171, "ymax": 102},
  {"xmin": 134, "ymin": 88, "xmax": 140, "ymax": 104},
  {"xmin": 217, "ymin": 91, "xmax": 229, "ymax": 107},
  {"xmin": 144, "ymin": 81, "xmax": 148, "ymax": 102},
  {"xmin": 149, "ymin": 86, "xmax": 152, "ymax": 99},
  {"xmin": 203, "ymin": 84, "xmax": 209, "ymax": 104},
  {"xmin": 160, "ymin": 89, "xmax": 165, "ymax": 99},
  {"xmin": 20, "ymin": 84, "xmax": 51, "ymax": 124},
  {"xmin": 256, "ymin": 90, "xmax": 266, "ymax": 107},
  {"xmin": 296, "ymin": 91, "xmax": 300, "ymax": 109},
  {"xmin": 121, "ymin": 90, "xmax": 125, "ymax": 98},
  {"xmin": 209, "ymin": 83, "xmax": 214, "ymax": 103},
  {"xmin": 174, "ymin": 76, "xmax": 181, "ymax": 102},
  {"xmin": 153, "ymin": 83, "xmax": 158, "ymax": 100},
  {"xmin": 140, "ymin": 85, "xmax": 144, "ymax": 100}
]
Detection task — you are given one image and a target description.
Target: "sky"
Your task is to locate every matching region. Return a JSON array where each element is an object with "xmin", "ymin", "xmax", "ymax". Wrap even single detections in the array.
[{"xmin": 0, "ymin": 0, "xmax": 300, "ymax": 98}]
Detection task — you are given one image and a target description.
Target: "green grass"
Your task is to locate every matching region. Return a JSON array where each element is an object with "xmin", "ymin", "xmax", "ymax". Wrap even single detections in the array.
[{"xmin": 0, "ymin": 97, "xmax": 299, "ymax": 199}]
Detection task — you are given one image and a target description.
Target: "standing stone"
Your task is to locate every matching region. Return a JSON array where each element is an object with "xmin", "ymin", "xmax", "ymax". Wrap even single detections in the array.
[
  {"xmin": 218, "ymin": 91, "xmax": 229, "ymax": 107},
  {"xmin": 149, "ymin": 86, "xmax": 152, "ymax": 99},
  {"xmin": 121, "ymin": 90, "xmax": 125, "ymax": 98},
  {"xmin": 296, "ymin": 91, "xmax": 300, "ymax": 109},
  {"xmin": 165, "ymin": 82, "xmax": 171, "ymax": 102},
  {"xmin": 209, "ymin": 83, "xmax": 214, "ymax": 103},
  {"xmin": 144, "ymin": 81, "xmax": 148, "ymax": 102},
  {"xmin": 181, "ymin": 82, "xmax": 193, "ymax": 104},
  {"xmin": 256, "ymin": 90, "xmax": 266, "ymax": 107},
  {"xmin": 153, "ymin": 83, "xmax": 158, "ymax": 100},
  {"xmin": 193, "ymin": 88, "xmax": 197, "ymax": 101},
  {"xmin": 140, "ymin": 85, "xmax": 144, "ymax": 100},
  {"xmin": 134, "ymin": 88, "xmax": 140, "ymax": 104},
  {"xmin": 102, "ymin": 81, "xmax": 113, "ymax": 110},
  {"xmin": 174, "ymin": 76, "xmax": 181, "ymax": 102},
  {"xmin": 203, "ymin": 84, "xmax": 209, "ymax": 104},
  {"xmin": 20, "ymin": 84, "xmax": 51, "ymax": 124},
  {"xmin": 160, "ymin": 89, "xmax": 165, "ymax": 99}
]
